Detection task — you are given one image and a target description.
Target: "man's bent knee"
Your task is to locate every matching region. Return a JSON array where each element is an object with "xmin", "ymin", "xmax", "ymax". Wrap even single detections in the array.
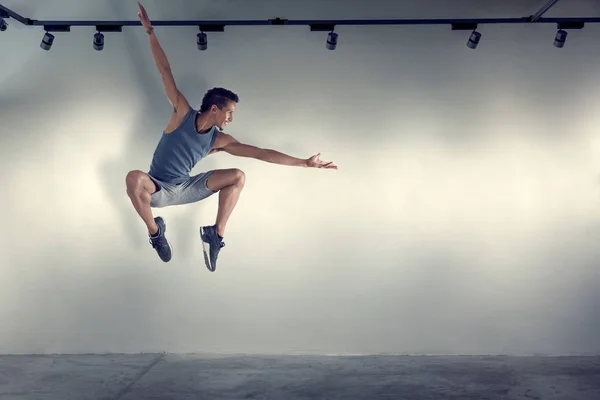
[
  {"xmin": 126, "ymin": 170, "xmax": 156, "ymax": 195},
  {"xmin": 234, "ymin": 169, "xmax": 245, "ymax": 186},
  {"xmin": 207, "ymin": 168, "xmax": 246, "ymax": 192}
]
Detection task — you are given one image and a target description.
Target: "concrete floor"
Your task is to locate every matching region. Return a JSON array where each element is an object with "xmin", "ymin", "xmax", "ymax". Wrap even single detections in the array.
[{"xmin": 1, "ymin": 354, "xmax": 599, "ymax": 399}]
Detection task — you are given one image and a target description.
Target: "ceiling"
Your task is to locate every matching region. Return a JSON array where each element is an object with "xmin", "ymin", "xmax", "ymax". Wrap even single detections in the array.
[{"xmin": 2, "ymin": 0, "xmax": 599, "ymax": 22}]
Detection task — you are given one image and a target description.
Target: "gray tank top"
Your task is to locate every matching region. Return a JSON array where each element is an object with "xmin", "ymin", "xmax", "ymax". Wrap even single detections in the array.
[{"xmin": 148, "ymin": 107, "xmax": 217, "ymax": 184}]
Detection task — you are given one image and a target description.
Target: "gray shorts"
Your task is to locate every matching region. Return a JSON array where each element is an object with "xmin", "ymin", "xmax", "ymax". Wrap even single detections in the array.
[{"xmin": 148, "ymin": 171, "xmax": 216, "ymax": 208}]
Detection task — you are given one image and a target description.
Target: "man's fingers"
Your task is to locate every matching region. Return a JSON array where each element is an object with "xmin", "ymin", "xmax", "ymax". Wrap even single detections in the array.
[
  {"xmin": 319, "ymin": 161, "xmax": 337, "ymax": 169},
  {"xmin": 138, "ymin": 3, "xmax": 148, "ymax": 18},
  {"xmin": 307, "ymin": 157, "xmax": 337, "ymax": 169}
]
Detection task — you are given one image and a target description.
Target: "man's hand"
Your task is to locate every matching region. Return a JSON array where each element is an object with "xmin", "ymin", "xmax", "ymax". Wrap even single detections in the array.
[
  {"xmin": 306, "ymin": 153, "xmax": 338, "ymax": 170},
  {"xmin": 137, "ymin": 2, "xmax": 153, "ymax": 32}
]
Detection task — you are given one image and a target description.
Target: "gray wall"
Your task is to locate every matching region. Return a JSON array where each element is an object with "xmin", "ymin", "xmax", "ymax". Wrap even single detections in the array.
[{"xmin": 2, "ymin": 0, "xmax": 600, "ymax": 355}]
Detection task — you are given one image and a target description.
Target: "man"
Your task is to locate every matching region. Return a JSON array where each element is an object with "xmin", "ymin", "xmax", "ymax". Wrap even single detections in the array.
[{"xmin": 125, "ymin": 2, "xmax": 338, "ymax": 272}]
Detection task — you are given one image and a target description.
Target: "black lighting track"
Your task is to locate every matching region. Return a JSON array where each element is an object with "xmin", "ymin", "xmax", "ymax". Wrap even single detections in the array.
[{"xmin": 1, "ymin": 4, "xmax": 599, "ymax": 30}]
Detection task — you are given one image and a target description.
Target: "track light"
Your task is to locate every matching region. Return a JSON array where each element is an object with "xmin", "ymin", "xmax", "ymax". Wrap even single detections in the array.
[
  {"xmin": 40, "ymin": 31, "xmax": 55, "ymax": 51},
  {"xmin": 93, "ymin": 31, "xmax": 104, "ymax": 51},
  {"xmin": 195, "ymin": 25, "xmax": 223, "ymax": 50},
  {"xmin": 0, "ymin": 7, "xmax": 589, "ymax": 53},
  {"xmin": 0, "ymin": 9, "xmax": 7, "ymax": 31},
  {"xmin": 197, "ymin": 31, "xmax": 207, "ymax": 51},
  {"xmin": 554, "ymin": 29, "xmax": 567, "ymax": 48},
  {"xmin": 326, "ymin": 31, "xmax": 338, "ymax": 50},
  {"xmin": 467, "ymin": 30, "xmax": 481, "ymax": 49},
  {"xmin": 91, "ymin": 25, "xmax": 121, "ymax": 51},
  {"xmin": 309, "ymin": 23, "xmax": 337, "ymax": 50},
  {"xmin": 553, "ymin": 21, "xmax": 584, "ymax": 49},
  {"xmin": 451, "ymin": 22, "xmax": 481, "ymax": 49},
  {"xmin": 39, "ymin": 25, "xmax": 70, "ymax": 51}
]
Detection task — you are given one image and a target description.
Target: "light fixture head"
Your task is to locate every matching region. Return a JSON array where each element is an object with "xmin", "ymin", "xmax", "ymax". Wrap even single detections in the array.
[
  {"xmin": 554, "ymin": 29, "xmax": 567, "ymax": 48},
  {"xmin": 40, "ymin": 32, "xmax": 55, "ymax": 51},
  {"xmin": 326, "ymin": 31, "xmax": 338, "ymax": 50},
  {"xmin": 93, "ymin": 32, "xmax": 104, "ymax": 51},
  {"xmin": 197, "ymin": 31, "xmax": 207, "ymax": 51},
  {"xmin": 467, "ymin": 30, "xmax": 481, "ymax": 49}
]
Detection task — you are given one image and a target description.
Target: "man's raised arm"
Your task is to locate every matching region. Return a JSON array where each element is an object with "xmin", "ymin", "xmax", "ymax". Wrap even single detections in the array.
[{"xmin": 137, "ymin": 2, "xmax": 189, "ymax": 112}]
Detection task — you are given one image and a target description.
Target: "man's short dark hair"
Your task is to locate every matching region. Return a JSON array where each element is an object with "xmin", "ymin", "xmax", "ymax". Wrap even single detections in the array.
[{"xmin": 199, "ymin": 87, "xmax": 239, "ymax": 113}]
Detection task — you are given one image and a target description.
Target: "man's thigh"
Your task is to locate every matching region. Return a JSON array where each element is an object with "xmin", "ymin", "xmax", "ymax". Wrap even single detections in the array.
[{"xmin": 149, "ymin": 171, "xmax": 217, "ymax": 208}]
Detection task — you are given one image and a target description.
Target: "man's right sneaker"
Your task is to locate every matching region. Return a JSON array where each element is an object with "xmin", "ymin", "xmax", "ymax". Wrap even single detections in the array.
[
  {"xmin": 148, "ymin": 216, "xmax": 172, "ymax": 262},
  {"xmin": 200, "ymin": 224, "xmax": 225, "ymax": 272}
]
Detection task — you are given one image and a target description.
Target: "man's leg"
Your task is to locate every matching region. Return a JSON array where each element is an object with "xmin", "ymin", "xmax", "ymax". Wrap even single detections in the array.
[
  {"xmin": 125, "ymin": 170, "xmax": 159, "ymax": 234},
  {"xmin": 200, "ymin": 168, "xmax": 245, "ymax": 271},
  {"xmin": 125, "ymin": 170, "xmax": 172, "ymax": 262},
  {"xmin": 205, "ymin": 168, "xmax": 246, "ymax": 237}
]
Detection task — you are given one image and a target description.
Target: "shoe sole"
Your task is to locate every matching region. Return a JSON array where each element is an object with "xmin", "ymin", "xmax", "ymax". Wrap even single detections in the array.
[{"xmin": 200, "ymin": 227, "xmax": 215, "ymax": 272}]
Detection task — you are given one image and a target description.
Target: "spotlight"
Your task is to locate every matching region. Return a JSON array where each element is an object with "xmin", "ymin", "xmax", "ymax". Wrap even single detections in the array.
[
  {"xmin": 0, "ymin": 18, "xmax": 7, "ymax": 32},
  {"xmin": 554, "ymin": 29, "xmax": 567, "ymax": 48},
  {"xmin": 197, "ymin": 31, "xmax": 207, "ymax": 51},
  {"xmin": 553, "ymin": 22, "xmax": 584, "ymax": 48},
  {"xmin": 92, "ymin": 25, "xmax": 122, "ymax": 51},
  {"xmin": 93, "ymin": 31, "xmax": 104, "ymax": 51},
  {"xmin": 40, "ymin": 31, "xmax": 55, "ymax": 51},
  {"xmin": 326, "ymin": 31, "xmax": 338, "ymax": 50},
  {"xmin": 467, "ymin": 30, "xmax": 481, "ymax": 49},
  {"xmin": 451, "ymin": 22, "xmax": 480, "ymax": 49}
]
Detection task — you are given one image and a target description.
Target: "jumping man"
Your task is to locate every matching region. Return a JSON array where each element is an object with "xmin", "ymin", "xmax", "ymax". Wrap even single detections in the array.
[{"xmin": 125, "ymin": 3, "xmax": 338, "ymax": 271}]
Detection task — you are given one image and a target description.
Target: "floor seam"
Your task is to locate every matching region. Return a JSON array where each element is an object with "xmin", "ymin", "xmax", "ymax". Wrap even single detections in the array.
[{"xmin": 112, "ymin": 352, "xmax": 166, "ymax": 400}]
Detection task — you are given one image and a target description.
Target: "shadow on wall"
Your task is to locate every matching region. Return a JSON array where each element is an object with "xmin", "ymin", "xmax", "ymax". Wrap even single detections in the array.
[{"xmin": 98, "ymin": 0, "xmax": 212, "ymax": 258}]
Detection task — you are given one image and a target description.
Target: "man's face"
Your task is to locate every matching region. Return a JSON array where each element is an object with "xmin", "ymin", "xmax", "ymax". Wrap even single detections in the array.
[{"xmin": 214, "ymin": 101, "xmax": 236, "ymax": 130}]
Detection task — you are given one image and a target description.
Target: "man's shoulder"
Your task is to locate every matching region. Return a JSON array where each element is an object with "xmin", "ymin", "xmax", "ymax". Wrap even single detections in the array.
[{"xmin": 211, "ymin": 131, "xmax": 237, "ymax": 149}]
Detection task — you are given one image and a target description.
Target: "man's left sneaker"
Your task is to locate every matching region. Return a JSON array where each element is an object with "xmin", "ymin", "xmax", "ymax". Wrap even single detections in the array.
[
  {"xmin": 200, "ymin": 225, "xmax": 225, "ymax": 272},
  {"xmin": 149, "ymin": 216, "xmax": 172, "ymax": 262}
]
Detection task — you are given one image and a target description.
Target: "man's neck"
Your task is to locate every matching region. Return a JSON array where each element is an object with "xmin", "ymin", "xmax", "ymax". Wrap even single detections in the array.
[{"xmin": 195, "ymin": 112, "xmax": 213, "ymax": 133}]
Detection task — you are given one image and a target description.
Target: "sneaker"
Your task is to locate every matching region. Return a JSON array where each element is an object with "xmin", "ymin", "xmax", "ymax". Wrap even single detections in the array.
[
  {"xmin": 200, "ymin": 225, "xmax": 225, "ymax": 272},
  {"xmin": 148, "ymin": 216, "xmax": 172, "ymax": 262}
]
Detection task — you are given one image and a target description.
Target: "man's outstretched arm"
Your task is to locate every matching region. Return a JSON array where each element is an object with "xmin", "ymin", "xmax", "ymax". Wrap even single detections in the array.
[
  {"xmin": 137, "ymin": 2, "xmax": 189, "ymax": 112},
  {"xmin": 220, "ymin": 134, "xmax": 337, "ymax": 169}
]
